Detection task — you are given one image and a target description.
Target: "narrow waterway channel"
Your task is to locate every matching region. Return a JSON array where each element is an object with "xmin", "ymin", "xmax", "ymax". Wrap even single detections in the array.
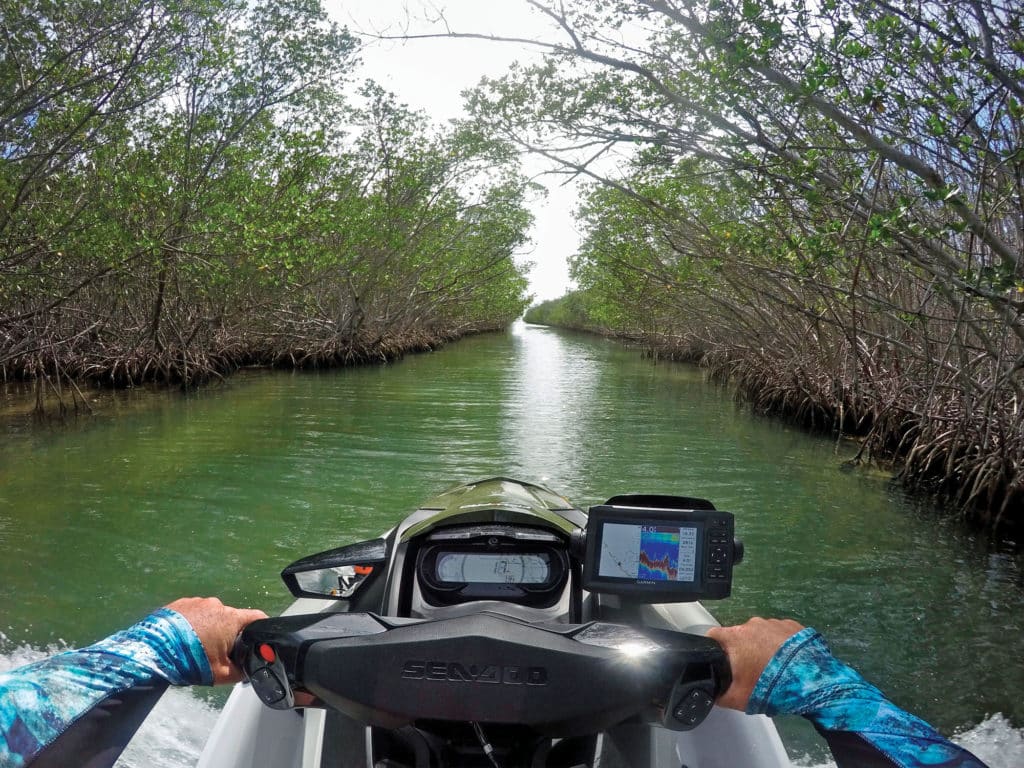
[{"xmin": 1, "ymin": 322, "xmax": 1021, "ymax": 766}]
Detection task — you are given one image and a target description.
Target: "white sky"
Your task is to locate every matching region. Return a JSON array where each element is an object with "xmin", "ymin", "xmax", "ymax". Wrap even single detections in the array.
[{"xmin": 324, "ymin": 0, "xmax": 580, "ymax": 303}]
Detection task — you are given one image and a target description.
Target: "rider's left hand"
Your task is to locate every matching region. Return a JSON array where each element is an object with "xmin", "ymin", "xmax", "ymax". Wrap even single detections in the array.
[{"xmin": 166, "ymin": 596, "xmax": 268, "ymax": 684}]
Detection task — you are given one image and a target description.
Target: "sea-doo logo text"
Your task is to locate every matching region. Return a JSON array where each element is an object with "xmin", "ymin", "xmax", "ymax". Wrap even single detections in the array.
[{"xmin": 401, "ymin": 660, "xmax": 548, "ymax": 686}]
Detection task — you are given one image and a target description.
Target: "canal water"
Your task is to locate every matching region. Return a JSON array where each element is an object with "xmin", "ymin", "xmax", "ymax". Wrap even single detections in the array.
[{"xmin": 1, "ymin": 322, "xmax": 1021, "ymax": 766}]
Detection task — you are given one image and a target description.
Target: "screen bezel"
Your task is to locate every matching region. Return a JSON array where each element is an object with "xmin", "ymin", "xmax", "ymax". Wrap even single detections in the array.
[{"xmin": 582, "ymin": 505, "xmax": 733, "ymax": 602}]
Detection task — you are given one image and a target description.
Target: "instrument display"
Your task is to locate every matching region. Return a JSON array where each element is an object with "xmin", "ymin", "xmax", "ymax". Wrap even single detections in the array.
[
  {"xmin": 435, "ymin": 552, "xmax": 552, "ymax": 585},
  {"xmin": 416, "ymin": 526, "xmax": 569, "ymax": 607}
]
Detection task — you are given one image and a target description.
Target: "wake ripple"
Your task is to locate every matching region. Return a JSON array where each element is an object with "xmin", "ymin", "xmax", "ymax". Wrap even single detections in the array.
[{"xmin": 791, "ymin": 713, "xmax": 1023, "ymax": 768}]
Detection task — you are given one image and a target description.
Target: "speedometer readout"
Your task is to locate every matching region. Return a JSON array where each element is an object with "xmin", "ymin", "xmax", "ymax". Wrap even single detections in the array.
[{"xmin": 435, "ymin": 553, "xmax": 550, "ymax": 584}]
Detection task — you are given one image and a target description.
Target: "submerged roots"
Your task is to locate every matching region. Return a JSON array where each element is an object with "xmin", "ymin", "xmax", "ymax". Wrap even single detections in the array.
[
  {"xmin": 1, "ymin": 325, "xmax": 496, "ymax": 418},
  {"xmin": 638, "ymin": 336, "xmax": 1023, "ymax": 534}
]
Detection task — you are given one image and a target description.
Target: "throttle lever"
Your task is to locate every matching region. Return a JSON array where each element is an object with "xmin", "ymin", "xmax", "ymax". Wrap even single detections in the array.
[{"xmin": 230, "ymin": 632, "xmax": 249, "ymax": 679}]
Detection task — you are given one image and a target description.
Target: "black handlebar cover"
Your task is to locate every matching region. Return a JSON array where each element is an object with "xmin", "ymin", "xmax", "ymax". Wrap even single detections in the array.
[{"xmin": 236, "ymin": 611, "xmax": 729, "ymax": 736}]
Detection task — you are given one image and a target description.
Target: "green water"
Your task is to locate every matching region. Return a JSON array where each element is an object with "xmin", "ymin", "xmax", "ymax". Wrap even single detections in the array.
[{"xmin": 1, "ymin": 323, "xmax": 1022, "ymax": 762}]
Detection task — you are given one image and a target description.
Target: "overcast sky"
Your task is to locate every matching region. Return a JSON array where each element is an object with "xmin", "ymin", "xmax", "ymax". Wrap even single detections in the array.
[{"xmin": 323, "ymin": 0, "xmax": 580, "ymax": 303}]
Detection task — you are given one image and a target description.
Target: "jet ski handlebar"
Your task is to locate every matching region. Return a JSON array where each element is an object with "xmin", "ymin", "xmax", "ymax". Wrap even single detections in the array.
[{"xmin": 233, "ymin": 611, "xmax": 730, "ymax": 736}]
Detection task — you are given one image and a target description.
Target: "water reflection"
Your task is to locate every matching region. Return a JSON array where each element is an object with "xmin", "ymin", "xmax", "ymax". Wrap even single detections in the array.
[{"xmin": 502, "ymin": 323, "xmax": 602, "ymax": 487}]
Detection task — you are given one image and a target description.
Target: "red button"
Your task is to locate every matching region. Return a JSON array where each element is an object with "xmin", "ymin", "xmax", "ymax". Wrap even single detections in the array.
[{"xmin": 258, "ymin": 643, "xmax": 276, "ymax": 663}]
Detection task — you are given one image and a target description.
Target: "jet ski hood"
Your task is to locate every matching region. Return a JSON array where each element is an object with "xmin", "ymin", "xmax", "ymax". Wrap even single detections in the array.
[{"xmin": 401, "ymin": 477, "xmax": 587, "ymax": 540}]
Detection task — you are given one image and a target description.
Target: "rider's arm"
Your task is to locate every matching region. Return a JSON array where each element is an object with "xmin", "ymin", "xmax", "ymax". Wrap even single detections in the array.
[
  {"xmin": 0, "ymin": 597, "xmax": 264, "ymax": 768},
  {"xmin": 710, "ymin": 618, "xmax": 988, "ymax": 768}
]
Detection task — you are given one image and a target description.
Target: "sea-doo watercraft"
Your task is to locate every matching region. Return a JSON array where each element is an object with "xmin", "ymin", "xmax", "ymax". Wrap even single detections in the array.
[{"xmin": 199, "ymin": 477, "xmax": 791, "ymax": 767}]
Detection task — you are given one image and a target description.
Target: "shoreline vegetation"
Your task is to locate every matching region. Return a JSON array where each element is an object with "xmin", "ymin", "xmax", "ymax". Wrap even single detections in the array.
[
  {"xmin": 1, "ymin": 2, "xmax": 532, "ymax": 409},
  {"xmin": 1, "ymin": 325, "xmax": 508, "ymax": 422}
]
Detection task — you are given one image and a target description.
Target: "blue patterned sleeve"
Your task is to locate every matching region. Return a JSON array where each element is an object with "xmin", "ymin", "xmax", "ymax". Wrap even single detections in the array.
[
  {"xmin": 0, "ymin": 607, "xmax": 212, "ymax": 768},
  {"xmin": 747, "ymin": 627, "xmax": 987, "ymax": 767}
]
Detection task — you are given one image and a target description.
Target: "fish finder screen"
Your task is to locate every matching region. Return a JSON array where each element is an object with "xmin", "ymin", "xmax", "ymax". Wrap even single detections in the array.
[{"xmin": 598, "ymin": 522, "xmax": 700, "ymax": 583}]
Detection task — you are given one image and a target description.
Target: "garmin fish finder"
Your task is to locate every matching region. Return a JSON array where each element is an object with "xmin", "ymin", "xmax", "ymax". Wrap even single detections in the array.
[{"xmin": 582, "ymin": 498, "xmax": 741, "ymax": 602}]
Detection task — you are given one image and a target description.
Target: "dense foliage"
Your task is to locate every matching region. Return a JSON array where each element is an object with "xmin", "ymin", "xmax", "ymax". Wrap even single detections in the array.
[
  {"xmin": 523, "ymin": 291, "xmax": 605, "ymax": 332},
  {"xmin": 473, "ymin": 0, "xmax": 1023, "ymax": 528},
  {"xmin": 0, "ymin": 0, "xmax": 532, "ymax": 394}
]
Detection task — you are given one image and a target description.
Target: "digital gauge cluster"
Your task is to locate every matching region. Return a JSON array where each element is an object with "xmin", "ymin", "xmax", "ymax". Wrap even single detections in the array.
[
  {"xmin": 435, "ymin": 552, "xmax": 552, "ymax": 585},
  {"xmin": 416, "ymin": 526, "xmax": 569, "ymax": 608}
]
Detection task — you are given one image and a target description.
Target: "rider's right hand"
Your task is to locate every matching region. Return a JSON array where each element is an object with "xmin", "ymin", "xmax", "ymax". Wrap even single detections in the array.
[{"xmin": 706, "ymin": 617, "xmax": 805, "ymax": 710}]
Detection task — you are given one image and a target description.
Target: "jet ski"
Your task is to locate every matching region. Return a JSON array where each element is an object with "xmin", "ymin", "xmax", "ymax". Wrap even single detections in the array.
[{"xmin": 198, "ymin": 477, "xmax": 791, "ymax": 767}]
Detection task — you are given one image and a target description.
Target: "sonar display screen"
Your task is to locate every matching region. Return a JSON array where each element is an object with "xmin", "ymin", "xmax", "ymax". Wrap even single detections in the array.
[{"xmin": 598, "ymin": 522, "xmax": 698, "ymax": 583}]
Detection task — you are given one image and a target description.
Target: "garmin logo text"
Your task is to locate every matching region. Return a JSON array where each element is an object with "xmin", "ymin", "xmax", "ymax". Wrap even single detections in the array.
[{"xmin": 401, "ymin": 660, "xmax": 548, "ymax": 686}]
